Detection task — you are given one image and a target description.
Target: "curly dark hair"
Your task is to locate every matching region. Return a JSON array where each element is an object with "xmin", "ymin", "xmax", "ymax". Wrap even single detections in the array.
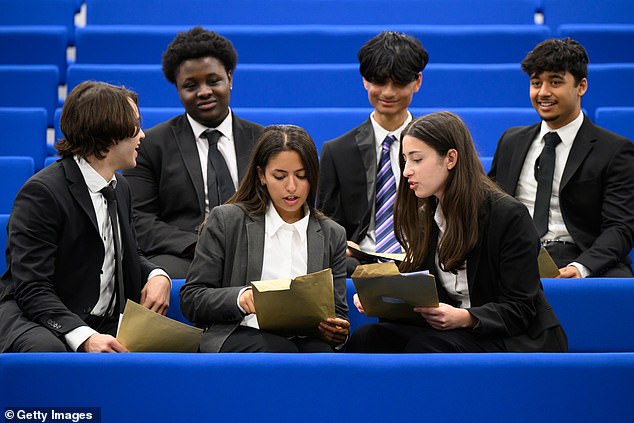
[
  {"xmin": 521, "ymin": 37, "xmax": 589, "ymax": 85},
  {"xmin": 162, "ymin": 26, "xmax": 238, "ymax": 84},
  {"xmin": 358, "ymin": 30, "xmax": 429, "ymax": 86}
]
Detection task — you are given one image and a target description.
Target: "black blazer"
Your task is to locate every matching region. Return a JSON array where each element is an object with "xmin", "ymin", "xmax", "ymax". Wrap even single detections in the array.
[
  {"xmin": 489, "ymin": 115, "xmax": 634, "ymax": 275},
  {"xmin": 123, "ymin": 113, "xmax": 263, "ymax": 258},
  {"xmin": 181, "ymin": 204, "xmax": 348, "ymax": 352},
  {"xmin": 422, "ymin": 194, "xmax": 566, "ymax": 352},
  {"xmin": 0, "ymin": 157, "xmax": 155, "ymax": 350},
  {"xmin": 317, "ymin": 119, "xmax": 377, "ymax": 243}
]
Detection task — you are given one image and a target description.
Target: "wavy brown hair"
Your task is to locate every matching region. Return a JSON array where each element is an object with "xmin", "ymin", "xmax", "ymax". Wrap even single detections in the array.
[
  {"xmin": 394, "ymin": 112, "xmax": 504, "ymax": 272},
  {"xmin": 227, "ymin": 125, "xmax": 323, "ymax": 218}
]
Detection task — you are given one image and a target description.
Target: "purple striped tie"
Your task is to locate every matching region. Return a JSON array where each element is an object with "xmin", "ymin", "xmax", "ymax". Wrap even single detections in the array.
[{"xmin": 375, "ymin": 135, "xmax": 401, "ymax": 253}]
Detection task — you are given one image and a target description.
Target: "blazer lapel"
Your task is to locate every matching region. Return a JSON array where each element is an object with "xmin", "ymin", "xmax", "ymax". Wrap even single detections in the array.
[
  {"xmin": 63, "ymin": 157, "xmax": 99, "ymax": 233},
  {"xmin": 232, "ymin": 114, "xmax": 256, "ymax": 181},
  {"xmin": 245, "ymin": 213, "xmax": 265, "ymax": 284},
  {"xmin": 306, "ymin": 216, "xmax": 325, "ymax": 273},
  {"xmin": 172, "ymin": 114, "xmax": 206, "ymax": 214},
  {"xmin": 355, "ymin": 119, "xmax": 377, "ymax": 207},
  {"xmin": 465, "ymin": 199, "xmax": 490, "ymax": 297},
  {"xmin": 508, "ymin": 124, "xmax": 540, "ymax": 195},
  {"xmin": 560, "ymin": 115, "xmax": 595, "ymax": 191}
]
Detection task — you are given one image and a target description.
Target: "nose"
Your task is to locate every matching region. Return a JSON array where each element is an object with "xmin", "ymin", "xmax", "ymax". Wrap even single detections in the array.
[
  {"xmin": 403, "ymin": 161, "xmax": 412, "ymax": 177},
  {"xmin": 383, "ymin": 81, "xmax": 397, "ymax": 97},
  {"xmin": 139, "ymin": 128, "xmax": 145, "ymax": 140},
  {"xmin": 198, "ymin": 85, "xmax": 213, "ymax": 97},
  {"xmin": 286, "ymin": 176, "xmax": 297, "ymax": 192},
  {"xmin": 538, "ymin": 83, "xmax": 551, "ymax": 97}
]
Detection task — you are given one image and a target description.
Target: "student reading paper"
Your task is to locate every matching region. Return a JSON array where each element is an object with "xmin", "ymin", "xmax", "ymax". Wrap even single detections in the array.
[
  {"xmin": 181, "ymin": 125, "xmax": 349, "ymax": 352},
  {"xmin": 347, "ymin": 112, "xmax": 567, "ymax": 353}
]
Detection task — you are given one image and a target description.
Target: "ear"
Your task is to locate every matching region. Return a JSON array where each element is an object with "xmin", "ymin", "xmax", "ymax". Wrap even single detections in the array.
[
  {"xmin": 227, "ymin": 71, "xmax": 233, "ymax": 90},
  {"xmin": 577, "ymin": 77, "xmax": 588, "ymax": 97},
  {"xmin": 413, "ymin": 72, "xmax": 423, "ymax": 93},
  {"xmin": 257, "ymin": 166, "xmax": 266, "ymax": 185},
  {"xmin": 362, "ymin": 77, "xmax": 370, "ymax": 91},
  {"xmin": 446, "ymin": 149, "xmax": 458, "ymax": 170}
]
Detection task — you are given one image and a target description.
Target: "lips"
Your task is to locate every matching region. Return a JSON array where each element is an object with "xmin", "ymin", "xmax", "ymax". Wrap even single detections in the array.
[
  {"xmin": 197, "ymin": 100, "xmax": 217, "ymax": 110},
  {"xmin": 283, "ymin": 195, "xmax": 300, "ymax": 205}
]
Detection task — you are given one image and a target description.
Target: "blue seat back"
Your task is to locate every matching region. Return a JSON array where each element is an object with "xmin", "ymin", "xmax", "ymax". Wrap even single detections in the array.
[
  {"xmin": 0, "ymin": 156, "xmax": 35, "ymax": 214},
  {"xmin": 557, "ymin": 24, "xmax": 634, "ymax": 63},
  {"xmin": 542, "ymin": 0, "xmax": 634, "ymax": 27},
  {"xmin": 595, "ymin": 107, "xmax": 634, "ymax": 141},
  {"xmin": 583, "ymin": 64, "xmax": 634, "ymax": 119},
  {"xmin": 0, "ymin": 66, "xmax": 58, "ymax": 127},
  {"xmin": 0, "ymin": 108, "xmax": 48, "ymax": 170},
  {"xmin": 0, "ymin": 0, "xmax": 78, "ymax": 44}
]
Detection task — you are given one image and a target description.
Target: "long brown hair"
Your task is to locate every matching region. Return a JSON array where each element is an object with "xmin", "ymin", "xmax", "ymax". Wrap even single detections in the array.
[
  {"xmin": 227, "ymin": 125, "xmax": 323, "ymax": 218},
  {"xmin": 394, "ymin": 111, "xmax": 504, "ymax": 272}
]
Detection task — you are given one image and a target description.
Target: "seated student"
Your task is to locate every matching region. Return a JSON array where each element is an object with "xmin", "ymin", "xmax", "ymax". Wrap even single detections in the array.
[
  {"xmin": 181, "ymin": 125, "xmax": 349, "ymax": 353},
  {"xmin": 347, "ymin": 112, "xmax": 567, "ymax": 353},
  {"xmin": 123, "ymin": 26, "xmax": 263, "ymax": 279},
  {"xmin": 0, "ymin": 81, "xmax": 170, "ymax": 353},
  {"xmin": 489, "ymin": 38, "xmax": 634, "ymax": 277}
]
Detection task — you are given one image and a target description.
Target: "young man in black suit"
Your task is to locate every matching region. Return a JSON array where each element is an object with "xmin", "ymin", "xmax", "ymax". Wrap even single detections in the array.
[
  {"xmin": 0, "ymin": 81, "xmax": 171, "ymax": 352},
  {"xmin": 489, "ymin": 38, "xmax": 634, "ymax": 277},
  {"xmin": 317, "ymin": 31, "xmax": 429, "ymax": 276},
  {"xmin": 123, "ymin": 27, "xmax": 263, "ymax": 278}
]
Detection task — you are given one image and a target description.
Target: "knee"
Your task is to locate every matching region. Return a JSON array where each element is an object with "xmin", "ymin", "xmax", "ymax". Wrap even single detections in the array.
[
  {"xmin": 346, "ymin": 323, "xmax": 385, "ymax": 353},
  {"xmin": 11, "ymin": 329, "xmax": 67, "ymax": 352}
]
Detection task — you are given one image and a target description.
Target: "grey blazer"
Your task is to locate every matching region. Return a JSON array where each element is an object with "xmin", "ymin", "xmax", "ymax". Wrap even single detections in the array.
[{"xmin": 180, "ymin": 204, "xmax": 348, "ymax": 352}]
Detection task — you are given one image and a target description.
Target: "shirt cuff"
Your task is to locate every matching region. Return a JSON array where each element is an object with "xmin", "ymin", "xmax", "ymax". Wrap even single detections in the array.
[
  {"xmin": 569, "ymin": 262, "xmax": 591, "ymax": 278},
  {"xmin": 65, "ymin": 326, "xmax": 98, "ymax": 352},
  {"xmin": 236, "ymin": 286, "xmax": 251, "ymax": 314},
  {"xmin": 148, "ymin": 268, "xmax": 171, "ymax": 287}
]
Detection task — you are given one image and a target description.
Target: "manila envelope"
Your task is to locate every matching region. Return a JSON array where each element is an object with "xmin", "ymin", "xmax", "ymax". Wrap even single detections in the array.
[
  {"xmin": 346, "ymin": 242, "xmax": 405, "ymax": 263},
  {"xmin": 539, "ymin": 247, "xmax": 560, "ymax": 278},
  {"xmin": 352, "ymin": 262, "xmax": 439, "ymax": 320},
  {"xmin": 117, "ymin": 300, "xmax": 203, "ymax": 352},
  {"xmin": 251, "ymin": 268, "xmax": 335, "ymax": 337}
]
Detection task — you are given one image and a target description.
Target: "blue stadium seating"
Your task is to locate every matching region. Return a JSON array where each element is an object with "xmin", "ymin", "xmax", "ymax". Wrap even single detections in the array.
[
  {"xmin": 86, "ymin": 0, "xmax": 539, "ymax": 25},
  {"xmin": 583, "ymin": 64, "xmax": 634, "ymax": 118},
  {"xmin": 66, "ymin": 63, "xmax": 529, "ymax": 110},
  {"xmin": 0, "ymin": 157, "xmax": 34, "ymax": 214},
  {"xmin": 75, "ymin": 25, "xmax": 550, "ymax": 65},
  {"xmin": 595, "ymin": 107, "xmax": 634, "ymax": 140},
  {"xmin": 0, "ymin": 0, "xmax": 78, "ymax": 44},
  {"xmin": 44, "ymin": 156, "xmax": 59, "ymax": 167},
  {"xmin": 0, "ymin": 108, "xmax": 48, "ymax": 170},
  {"xmin": 0, "ymin": 66, "xmax": 59, "ymax": 127},
  {"xmin": 0, "ymin": 26, "xmax": 68, "ymax": 84},
  {"xmin": 0, "ymin": 214, "xmax": 8, "ymax": 275},
  {"xmin": 557, "ymin": 24, "xmax": 634, "ymax": 63},
  {"xmin": 542, "ymin": 0, "xmax": 634, "ymax": 27}
]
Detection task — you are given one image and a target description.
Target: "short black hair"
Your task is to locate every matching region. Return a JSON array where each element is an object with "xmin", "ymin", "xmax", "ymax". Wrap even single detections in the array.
[
  {"xmin": 162, "ymin": 26, "xmax": 238, "ymax": 84},
  {"xmin": 358, "ymin": 31, "xmax": 429, "ymax": 85},
  {"xmin": 521, "ymin": 37, "xmax": 589, "ymax": 85}
]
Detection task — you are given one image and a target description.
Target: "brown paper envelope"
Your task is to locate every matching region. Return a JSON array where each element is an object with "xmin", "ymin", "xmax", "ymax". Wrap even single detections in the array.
[
  {"xmin": 352, "ymin": 271, "xmax": 439, "ymax": 319},
  {"xmin": 252, "ymin": 268, "xmax": 335, "ymax": 336},
  {"xmin": 347, "ymin": 243, "xmax": 406, "ymax": 263},
  {"xmin": 116, "ymin": 300, "xmax": 202, "ymax": 352},
  {"xmin": 350, "ymin": 262, "xmax": 401, "ymax": 279},
  {"xmin": 538, "ymin": 247, "xmax": 560, "ymax": 278}
]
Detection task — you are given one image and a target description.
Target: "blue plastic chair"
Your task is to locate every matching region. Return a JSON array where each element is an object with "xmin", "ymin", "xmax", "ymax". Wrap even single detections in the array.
[
  {"xmin": 0, "ymin": 66, "xmax": 58, "ymax": 126},
  {"xmin": 0, "ymin": 156, "xmax": 35, "ymax": 214},
  {"xmin": 0, "ymin": 108, "xmax": 48, "ymax": 170}
]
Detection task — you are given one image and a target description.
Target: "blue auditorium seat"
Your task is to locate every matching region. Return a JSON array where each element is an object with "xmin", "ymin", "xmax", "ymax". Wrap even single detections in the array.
[
  {"xmin": 479, "ymin": 156, "xmax": 493, "ymax": 173},
  {"xmin": 0, "ymin": 0, "xmax": 78, "ymax": 44},
  {"xmin": 0, "ymin": 156, "xmax": 34, "ymax": 214},
  {"xmin": 66, "ymin": 63, "xmax": 530, "ymax": 110},
  {"xmin": 0, "ymin": 26, "xmax": 68, "ymax": 84},
  {"xmin": 86, "ymin": 0, "xmax": 539, "ymax": 25},
  {"xmin": 44, "ymin": 156, "xmax": 59, "ymax": 167},
  {"xmin": 583, "ymin": 64, "xmax": 634, "ymax": 118},
  {"xmin": 167, "ymin": 279, "xmax": 191, "ymax": 325},
  {"xmin": 0, "ymin": 108, "xmax": 48, "ymax": 170},
  {"xmin": 75, "ymin": 25, "xmax": 550, "ymax": 65},
  {"xmin": 542, "ymin": 0, "xmax": 634, "ymax": 27},
  {"xmin": 595, "ymin": 107, "xmax": 634, "ymax": 140},
  {"xmin": 557, "ymin": 24, "xmax": 634, "ymax": 63},
  {"xmin": 0, "ymin": 214, "xmax": 8, "ymax": 274},
  {"xmin": 0, "ymin": 66, "xmax": 58, "ymax": 127}
]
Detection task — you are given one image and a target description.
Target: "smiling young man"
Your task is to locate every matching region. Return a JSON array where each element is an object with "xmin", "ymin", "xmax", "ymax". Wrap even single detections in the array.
[
  {"xmin": 317, "ymin": 31, "xmax": 429, "ymax": 276},
  {"xmin": 0, "ymin": 81, "xmax": 171, "ymax": 352},
  {"xmin": 489, "ymin": 38, "xmax": 634, "ymax": 278},
  {"xmin": 123, "ymin": 27, "xmax": 263, "ymax": 278}
]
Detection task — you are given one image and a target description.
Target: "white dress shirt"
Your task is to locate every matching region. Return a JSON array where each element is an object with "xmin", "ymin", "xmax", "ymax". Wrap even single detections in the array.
[
  {"xmin": 359, "ymin": 111, "xmax": 412, "ymax": 253},
  {"xmin": 434, "ymin": 205, "xmax": 471, "ymax": 308},
  {"xmin": 187, "ymin": 110, "xmax": 239, "ymax": 215},
  {"xmin": 239, "ymin": 204, "xmax": 310, "ymax": 329},
  {"xmin": 515, "ymin": 111, "xmax": 589, "ymax": 276}
]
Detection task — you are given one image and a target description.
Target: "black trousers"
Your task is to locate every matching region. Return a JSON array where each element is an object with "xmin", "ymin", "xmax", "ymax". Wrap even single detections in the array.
[
  {"xmin": 545, "ymin": 242, "xmax": 633, "ymax": 277},
  {"xmin": 218, "ymin": 326, "xmax": 334, "ymax": 353},
  {"xmin": 346, "ymin": 322, "xmax": 506, "ymax": 353}
]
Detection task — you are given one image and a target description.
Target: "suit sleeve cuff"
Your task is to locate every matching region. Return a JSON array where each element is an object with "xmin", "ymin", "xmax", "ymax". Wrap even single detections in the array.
[
  {"xmin": 569, "ymin": 262, "xmax": 591, "ymax": 278},
  {"xmin": 65, "ymin": 326, "xmax": 98, "ymax": 352},
  {"xmin": 148, "ymin": 269, "xmax": 172, "ymax": 287}
]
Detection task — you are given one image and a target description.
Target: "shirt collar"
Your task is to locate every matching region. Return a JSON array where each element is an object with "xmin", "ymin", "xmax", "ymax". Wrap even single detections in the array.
[
  {"xmin": 74, "ymin": 155, "xmax": 116, "ymax": 193},
  {"xmin": 539, "ymin": 110, "xmax": 584, "ymax": 148},
  {"xmin": 370, "ymin": 111, "xmax": 413, "ymax": 147},
  {"xmin": 265, "ymin": 202, "xmax": 310, "ymax": 242},
  {"xmin": 187, "ymin": 108, "xmax": 234, "ymax": 141},
  {"xmin": 433, "ymin": 203, "xmax": 446, "ymax": 234}
]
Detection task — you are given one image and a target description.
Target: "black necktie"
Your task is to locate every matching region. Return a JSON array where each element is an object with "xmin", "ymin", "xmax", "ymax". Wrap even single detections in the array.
[
  {"xmin": 99, "ymin": 184, "xmax": 125, "ymax": 314},
  {"xmin": 533, "ymin": 131, "xmax": 562, "ymax": 237},
  {"xmin": 203, "ymin": 129, "xmax": 234, "ymax": 208}
]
